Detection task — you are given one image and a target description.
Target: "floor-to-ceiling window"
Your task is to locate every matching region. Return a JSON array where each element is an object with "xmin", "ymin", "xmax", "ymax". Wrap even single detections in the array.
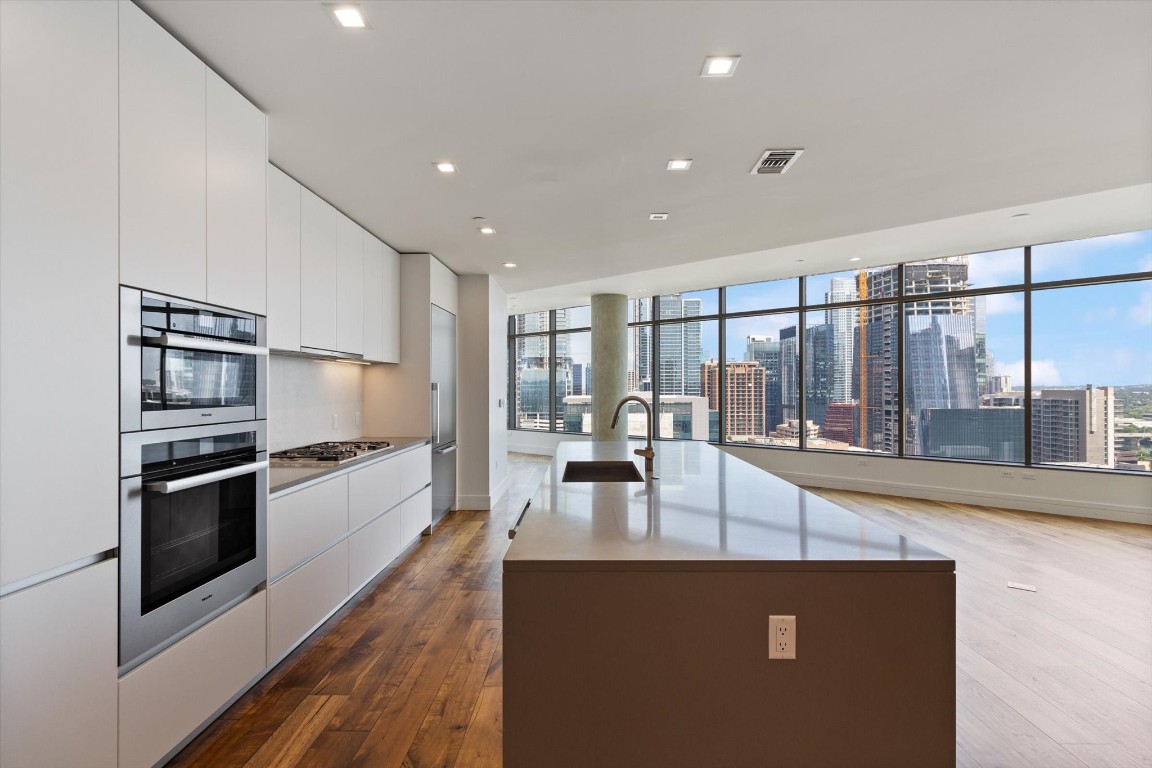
[{"xmin": 510, "ymin": 230, "xmax": 1152, "ymax": 474}]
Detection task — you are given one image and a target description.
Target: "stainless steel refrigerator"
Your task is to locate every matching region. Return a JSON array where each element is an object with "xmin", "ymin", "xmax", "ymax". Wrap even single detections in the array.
[{"xmin": 430, "ymin": 304, "xmax": 457, "ymax": 523}]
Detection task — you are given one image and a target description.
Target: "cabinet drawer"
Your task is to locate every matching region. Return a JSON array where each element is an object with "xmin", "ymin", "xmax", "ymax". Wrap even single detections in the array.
[
  {"xmin": 400, "ymin": 445, "xmax": 432, "ymax": 500},
  {"xmin": 349, "ymin": 455, "xmax": 402, "ymax": 530},
  {"xmin": 349, "ymin": 506, "xmax": 402, "ymax": 594},
  {"xmin": 267, "ymin": 540, "xmax": 348, "ymax": 664},
  {"xmin": 119, "ymin": 592, "xmax": 266, "ymax": 768},
  {"xmin": 401, "ymin": 487, "xmax": 432, "ymax": 545},
  {"xmin": 269, "ymin": 475, "xmax": 348, "ymax": 579}
]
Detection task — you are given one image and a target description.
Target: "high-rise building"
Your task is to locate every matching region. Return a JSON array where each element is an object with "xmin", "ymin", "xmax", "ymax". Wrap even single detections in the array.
[
  {"xmin": 1033, "ymin": 386, "xmax": 1115, "ymax": 467},
  {"xmin": 823, "ymin": 402, "xmax": 857, "ymax": 444},
  {"xmin": 905, "ymin": 314, "xmax": 979, "ymax": 454},
  {"xmin": 658, "ymin": 295, "xmax": 703, "ymax": 396},
  {"xmin": 572, "ymin": 362, "xmax": 591, "ymax": 396},
  {"xmin": 987, "ymin": 375, "xmax": 1012, "ymax": 394},
  {"xmin": 702, "ymin": 359, "xmax": 766, "ymax": 440},
  {"xmin": 825, "ymin": 277, "xmax": 858, "ymax": 405},
  {"xmin": 920, "ymin": 407, "xmax": 1024, "ymax": 462},
  {"xmin": 804, "ymin": 322, "xmax": 836, "ymax": 429},
  {"xmin": 632, "ymin": 300, "xmax": 652, "ymax": 391},
  {"xmin": 746, "ymin": 335, "xmax": 784, "ymax": 434}
]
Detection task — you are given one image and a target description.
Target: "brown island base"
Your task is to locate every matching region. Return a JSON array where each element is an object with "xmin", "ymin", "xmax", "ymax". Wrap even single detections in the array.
[{"xmin": 503, "ymin": 439, "xmax": 956, "ymax": 768}]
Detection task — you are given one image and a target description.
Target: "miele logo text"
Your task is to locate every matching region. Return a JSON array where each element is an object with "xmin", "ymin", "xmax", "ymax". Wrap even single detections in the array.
[{"xmin": 202, "ymin": 413, "xmax": 212, "ymax": 417}]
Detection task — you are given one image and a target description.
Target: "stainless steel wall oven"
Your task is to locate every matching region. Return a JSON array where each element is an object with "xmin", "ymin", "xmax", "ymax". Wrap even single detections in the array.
[
  {"xmin": 120, "ymin": 287, "xmax": 267, "ymax": 432},
  {"xmin": 119, "ymin": 421, "xmax": 267, "ymax": 666}
]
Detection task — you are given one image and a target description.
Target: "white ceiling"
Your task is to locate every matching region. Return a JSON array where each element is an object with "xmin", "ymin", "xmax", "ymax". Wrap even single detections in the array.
[{"xmin": 140, "ymin": 0, "xmax": 1152, "ymax": 309}]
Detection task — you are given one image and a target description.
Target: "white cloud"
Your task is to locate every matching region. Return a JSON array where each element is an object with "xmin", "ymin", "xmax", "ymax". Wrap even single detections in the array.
[
  {"xmin": 1081, "ymin": 306, "xmax": 1118, "ymax": 324},
  {"xmin": 1129, "ymin": 289, "xmax": 1152, "ymax": 326},
  {"xmin": 1002, "ymin": 358, "xmax": 1062, "ymax": 387},
  {"xmin": 983, "ymin": 293, "xmax": 1023, "ymax": 315},
  {"xmin": 1032, "ymin": 231, "xmax": 1150, "ymax": 278}
]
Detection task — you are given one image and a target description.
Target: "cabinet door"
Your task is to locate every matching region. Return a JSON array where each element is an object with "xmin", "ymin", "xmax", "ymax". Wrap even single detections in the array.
[
  {"xmin": 207, "ymin": 69, "xmax": 267, "ymax": 314},
  {"xmin": 268, "ymin": 475, "xmax": 348, "ymax": 580},
  {"xmin": 400, "ymin": 445, "xmax": 433, "ymax": 500},
  {"xmin": 119, "ymin": 592, "xmax": 266, "ymax": 768},
  {"xmin": 267, "ymin": 165, "xmax": 302, "ymax": 350},
  {"xmin": 0, "ymin": 560, "xmax": 118, "ymax": 768},
  {"xmin": 0, "ymin": 0, "xmax": 119, "ymax": 585},
  {"xmin": 336, "ymin": 213, "xmax": 365, "ymax": 355},
  {"xmin": 300, "ymin": 188, "xmax": 338, "ymax": 350},
  {"xmin": 349, "ymin": 507, "xmax": 402, "ymax": 594},
  {"xmin": 267, "ymin": 540, "xmax": 348, "ymax": 664},
  {"xmin": 363, "ymin": 235, "xmax": 385, "ymax": 362},
  {"xmin": 381, "ymin": 241, "xmax": 401, "ymax": 363},
  {"xmin": 119, "ymin": 0, "xmax": 207, "ymax": 301},
  {"xmin": 401, "ymin": 487, "xmax": 432, "ymax": 545},
  {"xmin": 349, "ymin": 455, "xmax": 403, "ymax": 530}
]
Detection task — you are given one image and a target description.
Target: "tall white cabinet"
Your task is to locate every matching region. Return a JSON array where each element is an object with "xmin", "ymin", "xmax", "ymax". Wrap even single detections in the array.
[
  {"xmin": 336, "ymin": 213, "xmax": 366, "ymax": 355},
  {"xmin": 300, "ymin": 187, "xmax": 339, "ymax": 351},
  {"xmin": 119, "ymin": 0, "xmax": 266, "ymax": 313},
  {"xmin": 267, "ymin": 165, "xmax": 303, "ymax": 351}
]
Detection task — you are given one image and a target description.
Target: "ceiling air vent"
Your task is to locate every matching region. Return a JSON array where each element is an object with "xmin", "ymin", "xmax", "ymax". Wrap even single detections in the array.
[{"xmin": 750, "ymin": 148, "xmax": 804, "ymax": 175}]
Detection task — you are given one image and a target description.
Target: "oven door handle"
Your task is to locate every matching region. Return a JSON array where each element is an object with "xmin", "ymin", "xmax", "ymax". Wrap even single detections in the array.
[
  {"xmin": 154, "ymin": 333, "xmax": 269, "ymax": 357},
  {"xmin": 145, "ymin": 460, "xmax": 269, "ymax": 494}
]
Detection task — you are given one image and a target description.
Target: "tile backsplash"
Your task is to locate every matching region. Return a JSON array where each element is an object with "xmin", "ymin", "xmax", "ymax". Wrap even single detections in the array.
[{"xmin": 268, "ymin": 355, "xmax": 365, "ymax": 451}]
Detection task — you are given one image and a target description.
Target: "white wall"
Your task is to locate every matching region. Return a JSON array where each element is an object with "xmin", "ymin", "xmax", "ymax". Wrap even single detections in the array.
[
  {"xmin": 268, "ymin": 355, "xmax": 364, "ymax": 451},
  {"xmin": 506, "ymin": 431, "xmax": 1152, "ymax": 524},
  {"xmin": 457, "ymin": 276, "xmax": 510, "ymax": 509}
]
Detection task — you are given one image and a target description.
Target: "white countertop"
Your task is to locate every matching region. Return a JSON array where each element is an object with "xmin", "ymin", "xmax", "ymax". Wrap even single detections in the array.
[{"xmin": 504, "ymin": 440, "xmax": 953, "ymax": 573}]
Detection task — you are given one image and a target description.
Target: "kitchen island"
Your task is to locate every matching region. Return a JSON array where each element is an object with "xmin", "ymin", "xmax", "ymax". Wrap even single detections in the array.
[{"xmin": 504, "ymin": 440, "xmax": 955, "ymax": 768}]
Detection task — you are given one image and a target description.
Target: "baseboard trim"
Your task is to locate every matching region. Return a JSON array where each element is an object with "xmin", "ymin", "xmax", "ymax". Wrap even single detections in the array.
[{"xmin": 772, "ymin": 470, "xmax": 1152, "ymax": 526}]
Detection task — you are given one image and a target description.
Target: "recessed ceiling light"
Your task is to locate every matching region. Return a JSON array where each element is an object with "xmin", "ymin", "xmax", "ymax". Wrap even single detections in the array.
[
  {"xmin": 435, "ymin": 162, "xmax": 456, "ymax": 174},
  {"xmin": 636, "ymin": 289, "xmax": 649, "ymax": 293},
  {"xmin": 649, "ymin": 213, "xmax": 669, "ymax": 221},
  {"xmin": 324, "ymin": 4, "xmax": 372, "ymax": 29},
  {"xmin": 701, "ymin": 55, "xmax": 740, "ymax": 78},
  {"xmin": 666, "ymin": 159, "xmax": 693, "ymax": 171},
  {"xmin": 479, "ymin": 226, "xmax": 496, "ymax": 235},
  {"xmin": 503, "ymin": 262, "xmax": 517, "ymax": 268},
  {"xmin": 848, "ymin": 257, "xmax": 861, "ymax": 262}
]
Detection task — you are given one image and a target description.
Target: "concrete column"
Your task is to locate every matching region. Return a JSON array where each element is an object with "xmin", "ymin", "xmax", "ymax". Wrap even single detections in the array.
[{"xmin": 591, "ymin": 294, "xmax": 627, "ymax": 440}]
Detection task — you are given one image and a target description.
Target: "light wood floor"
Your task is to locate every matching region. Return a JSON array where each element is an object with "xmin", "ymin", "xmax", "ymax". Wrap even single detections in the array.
[{"xmin": 169, "ymin": 454, "xmax": 1151, "ymax": 768}]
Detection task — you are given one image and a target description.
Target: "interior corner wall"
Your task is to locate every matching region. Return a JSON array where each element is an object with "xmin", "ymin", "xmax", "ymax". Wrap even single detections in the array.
[{"xmin": 456, "ymin": 275, "xmax": 508, "ymax": 510}]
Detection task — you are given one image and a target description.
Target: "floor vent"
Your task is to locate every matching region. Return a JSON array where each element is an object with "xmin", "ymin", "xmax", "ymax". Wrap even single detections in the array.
[{"xmin": 750, "ymin": 148, "xmax": 804, "ymax": 175}]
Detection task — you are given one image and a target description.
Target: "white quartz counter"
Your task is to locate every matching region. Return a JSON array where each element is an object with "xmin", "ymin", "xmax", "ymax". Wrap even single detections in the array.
[
  {"xmin": 269, "ymin": 436, "xmax": 430, "ymax": 497},
  {"xmin": 504, "ymin": 440, "xmax": 952, "ymax": 572}
]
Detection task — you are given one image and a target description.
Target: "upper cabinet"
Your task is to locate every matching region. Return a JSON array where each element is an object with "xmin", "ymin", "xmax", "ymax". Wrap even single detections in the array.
[
  {"xmin": 120, "ymin": 1, "xmax": 266, "ymax": 312},
  {"xmin": 300, "ymin": 187, "xmax": 338, "ymax": 351},
  {"xmin": 267, "ymin": 165, "xmax": 302, "ymax": 351},
  {"xmin": 336, "ymin": 213, "xmax": 365, "ymax": 356},
  {"xmin": 119, "ymin": 0, "xmax": 207, "ymax": 301},
  {"xmin": 269, "ymin": 164, "xmax": 400, "ymax": 362},
  {"xmin": 207, "ymin": 70, "xmax": 267, "ymax": 315}
]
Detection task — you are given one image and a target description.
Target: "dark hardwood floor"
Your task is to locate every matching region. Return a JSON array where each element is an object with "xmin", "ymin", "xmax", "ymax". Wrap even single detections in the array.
[{"xmin": 169, "ymin": 453, "xmax": 1151, "ymax": 768}]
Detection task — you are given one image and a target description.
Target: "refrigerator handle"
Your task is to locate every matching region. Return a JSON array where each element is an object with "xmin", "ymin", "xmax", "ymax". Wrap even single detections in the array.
[{"xmin": 431, "ymin": 382, "xmax": 440, "ymax": 445}]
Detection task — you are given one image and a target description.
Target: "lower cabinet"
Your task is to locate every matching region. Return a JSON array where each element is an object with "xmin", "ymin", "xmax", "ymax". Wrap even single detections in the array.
[
  {"xmin": 349, "ymin": 506, "xmax": 402, "ymax": 594},
  {"xmin": 0, "ymin": 560, "xmax": 118, "ymax": 768},
  {"xmin": 267, "ymin": 540, "xmax": 349, "ymax": 665},
  {"xmin": 119, "ymin": 591, "xmax": 267, "ymax": 768},
  {"xmin": 401, "ymin": 486, "xmax": 433, "ymax": 544},
  {"xmin": 268, "ymin": 474, "xmax": 348, "ymax": 580}
]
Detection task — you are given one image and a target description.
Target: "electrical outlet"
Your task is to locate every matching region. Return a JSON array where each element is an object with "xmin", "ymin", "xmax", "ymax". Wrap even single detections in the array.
[
  {"xmin": 355, "ymin": 411, "xmax": 361, "ymax": 427},
  {"xmin": 332, "ymin": 413, "xmax": 339, "ymax": 429},
  {"xmin": 1000, "ymin": 470, "xmax": 1015, "ymax": 479},
  {"xmin": 769, "ymin": 615, "xmax": 796, "ymax": 660},
  {"xmin": 857, "ymin": 457, "xmax": 869, "ymax": 466},
  {"xmin": 1022, "ymin": 471, "xmax": 1036, "ymax": 480}
]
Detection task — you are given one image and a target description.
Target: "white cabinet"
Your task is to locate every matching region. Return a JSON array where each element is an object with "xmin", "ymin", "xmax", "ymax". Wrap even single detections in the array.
[
  {"xmin": 207, "ymin": 70, "xmax": 267, "ymax": 315},
  {"xmin": 0, "ymin": 560, "xmax": 118, "ymax": 768},
  {"xmin": 363, "ymin": 236, "xmax": 386, "ymax": 362},
  {"xmin": 119, "ymin": 0, "xmax": 207, "ymax": 300},
  {"xmin": 336, "ymin": 213, "xmax": 365, "ymax": 355},
  {"xmin": 401, "ymin": 444, "xmax": 433, "ymax": 500},
  {"xmin": 300, "ymin": 187, "xmax": 338, "ymax": 351},
  {"xmin": 349, "ymin": 507, "xmax": 402, "ymax": 594},
  {"xmin": 349, "ymin": 452, "xmax": 403, "ymax": 529},
  {"xmin": 267, "ymin": 541, "xmax": 349, "ymax": 664},
  {"xmin": 401, "ymin": 487, "xmax": 433, "ymax": 545},
  {"xmin": 0, "ymin": 0, "xmax": 119, "ymax": 585},
  {"xmin": 267, "ymin": 164, "xmax": 302, "ymax": 351},
  {"xmin": 268, "ymin": 475, "xmax": 348, "ymax": 580},
  {"xmin": 363, "ymin": 236, "xmax": 401, "ymax": 363},
  {"xmin": 119, "ymin": 592, "xmax": 266, "ymax": 768}
]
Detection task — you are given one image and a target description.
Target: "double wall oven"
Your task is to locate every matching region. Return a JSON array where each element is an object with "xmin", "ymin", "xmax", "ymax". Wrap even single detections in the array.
[{"xmin": 119, "ymin": 288, "xmax": 268, "ymax": 667}]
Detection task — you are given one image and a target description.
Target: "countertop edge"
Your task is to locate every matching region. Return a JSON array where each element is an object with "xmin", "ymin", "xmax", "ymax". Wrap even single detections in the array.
[{"xmin": 270, "ymin": 436, "xmax": 432, "ymax": 497}]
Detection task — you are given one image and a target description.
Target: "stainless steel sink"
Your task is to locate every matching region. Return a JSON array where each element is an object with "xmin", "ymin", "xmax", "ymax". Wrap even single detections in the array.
[{"xmin": 562, "ymin": 460, "xmax": 644, "ymax": 483}]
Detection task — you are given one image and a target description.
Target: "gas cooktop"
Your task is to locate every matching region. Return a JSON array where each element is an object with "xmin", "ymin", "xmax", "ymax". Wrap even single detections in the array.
[{"xmin": 270, "ymin": 440, "xmax": 392, "ymax": 467}]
